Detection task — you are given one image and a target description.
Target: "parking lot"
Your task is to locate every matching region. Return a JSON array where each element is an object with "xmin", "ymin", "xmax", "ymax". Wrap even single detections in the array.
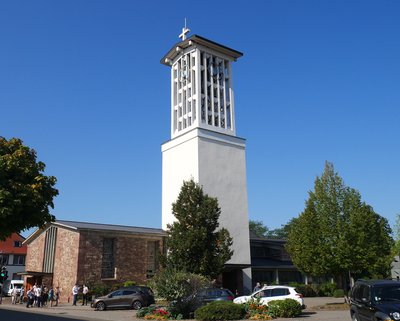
[{"xmin": 0, "ymin": 296, "xmax": 350, "ymax": 321}]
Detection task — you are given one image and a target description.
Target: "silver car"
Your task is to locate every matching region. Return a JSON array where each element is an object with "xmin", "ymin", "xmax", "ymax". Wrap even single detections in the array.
[{"xmin": 91, "ymin": 288, "xmax": 147, "ymax": 311}]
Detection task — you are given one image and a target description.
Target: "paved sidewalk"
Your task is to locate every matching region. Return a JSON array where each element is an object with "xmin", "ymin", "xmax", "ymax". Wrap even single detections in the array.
[
  {"xmin": 0, "ymin": 297, "xmax": 137, "ymax": 321},
  {"xmin": 0, "ymin": 296, "xmax": 349, "ymax": 321}
]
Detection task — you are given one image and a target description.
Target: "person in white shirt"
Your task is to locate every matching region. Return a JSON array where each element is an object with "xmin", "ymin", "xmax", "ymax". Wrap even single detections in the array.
[
  {"xmin": 72, "ymin": 284, "xmax": 79, "ymax": 306},
  {"xmin": 82, "ymin": 285, "xmax": 89, "ymax": 305}
]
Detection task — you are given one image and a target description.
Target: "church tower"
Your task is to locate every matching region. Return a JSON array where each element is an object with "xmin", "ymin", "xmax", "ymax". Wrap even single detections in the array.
[{"xmin": 161, "ymin": 27, "xmax": 251, "ymax": 293}]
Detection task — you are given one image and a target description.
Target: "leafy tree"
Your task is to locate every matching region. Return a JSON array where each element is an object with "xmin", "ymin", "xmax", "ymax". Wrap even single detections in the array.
[
  {"xmin": 0, "ymin": 137, "xmax": 58, "ymax": 239},
  {"xmin": 249, "ymin": 220, "xmax": 269, "ymax": 237},
  {"xmin": 249, "ymin": 219, "xmax": 296, "ymax": 239},
  {"xmin": 286, "ymin": 161, "xmax": 393, "ymax": 281},
  {"xmin": 162, "ymin": 179, "xmax": 233, "ymax": 279}
]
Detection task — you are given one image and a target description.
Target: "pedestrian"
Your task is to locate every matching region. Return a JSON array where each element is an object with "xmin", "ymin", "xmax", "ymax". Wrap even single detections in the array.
[
  {"xmin": 26, "ymin": 288, "xmax": 34, "ymax": 308},
  {"xmin": 49, "ymin": 287, "xmax": 55, "ymax": 307},
  {"xmin": 72, "ymin": 284, "xmax": 79, "ymax": 306},
  {"xmin": 82, "ymin": 284, "xmax": 89, "ymax": 305},
  {"xmin": 34, "ymin": 284, "xmax": 42, "ymax": 307},
  {"xmin": 55, "ymin": 286, "xmax": 61, "ymax": 306},
  {"xmin": 11, "ymin": 287, "xmax": 18, "ymax": 304},
  {"xmin": 253, "ymin": 282, "xmax": 261, "ymax": 293},
  {"xmin": 20, "ymin": 285, "xmax": 25, "ymax": 304},
  {"xmin": 42, "ymin": 286, "xmax": 48, "ymax": 306}
]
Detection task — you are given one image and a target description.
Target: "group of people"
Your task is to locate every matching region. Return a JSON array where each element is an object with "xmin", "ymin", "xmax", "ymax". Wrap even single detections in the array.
[
  {"xmin": 26, "ymin": 284, "xmax": 61, "ymax": 308},
  {"xmin": 71, "ymin": 284, "xmax": 89, "ymax": 306},
  {"xmin": 10, "ymin": 286, "xmax": 24, "ymax": 304}
]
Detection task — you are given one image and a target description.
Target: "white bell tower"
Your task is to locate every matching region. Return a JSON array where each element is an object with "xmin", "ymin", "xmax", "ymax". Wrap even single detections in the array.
[{"xmin": 161, "ymin": 28, "xmax": 251, "ymax": 293}]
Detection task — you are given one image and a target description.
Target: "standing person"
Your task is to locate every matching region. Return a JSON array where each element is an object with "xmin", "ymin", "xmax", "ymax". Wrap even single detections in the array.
[
  {"xmin": 72, "ymin": 284, "xmax": 79, "ymax": 306},
  {"xmin": 42, "ymin": 286, "xmax": 48, "ymax": 307},
  {"xmin": 26, "ymin": 288, "xmax": 34, "ymax": 308},
  {"xmin": 20, "ymin": 285, "xmax": 25, "ymax": 304},
  {"xmin": 253, "ymin": 282, "xmax": 261, "ymax": 293},
  {"xmin": 54, "ymin": 286, "xmax": 61, "ymax": 306},
  {"xmin": 49, "ymin": 287, "xmax": 55, "ymax": 307},
  {"xmin": 34, "ymin": 284, "xmax": 42, "ymax": 307},
  {"xmin": 82, "ymin": 284, "xmax": 89, "ymax": 306},
  {"xmin": 11, "ymin": 286, "xmax": 18, "ymax": 304}
]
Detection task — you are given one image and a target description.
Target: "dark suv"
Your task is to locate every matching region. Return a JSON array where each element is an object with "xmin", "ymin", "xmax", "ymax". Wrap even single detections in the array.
[{"xmin": 350, "ymin": 279, "xmax": 400, "ymax": 321}]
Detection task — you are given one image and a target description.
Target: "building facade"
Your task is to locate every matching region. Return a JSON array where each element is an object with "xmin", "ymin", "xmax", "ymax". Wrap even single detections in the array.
[
  {"xmin": 161, "ymin": 31, "xmax": 252, "ymax": 293},
  {"xmin": 250, "ymin": 232, "xmax": 303, "ymax": 288},
  {"xmin": 0, "ymin": 233, "xmax": 27, "ymax": 293},
  {"xmin": 23, "ymin": 220, "xmax": 165, "ymax": 301}
]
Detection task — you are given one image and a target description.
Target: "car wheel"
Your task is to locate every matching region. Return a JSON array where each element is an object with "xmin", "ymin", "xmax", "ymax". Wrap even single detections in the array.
[
  {"xmin": 132, "ymin": 300, "xmax": 143, "ymax": 310},
  {"xmin": 96, "ymin": 301, "xmax": 106, "ymax": 311},
  {"xmin": 351, "ymin": 313, "xmax": 359, "ymax": 321}
]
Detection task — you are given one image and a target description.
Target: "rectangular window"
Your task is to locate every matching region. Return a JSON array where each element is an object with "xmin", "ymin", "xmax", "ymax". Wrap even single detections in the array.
[
  {"xmin": 0, "ymin": 254, "xmax": 9, "ymax": 265},
  {"xmin": 146, "ymin": 241, "xmax": 160, "ymax": 278},
  {"xmin": 101, "ymin": 238, "xmax": 115, "ymax": 279},
  {"xmin": 13, "ymin": 255, "xmax": 26, "ymax": 265},
  {"xmin": 14, "ymin": 241, "xmax": 22, "ymax": 247}
]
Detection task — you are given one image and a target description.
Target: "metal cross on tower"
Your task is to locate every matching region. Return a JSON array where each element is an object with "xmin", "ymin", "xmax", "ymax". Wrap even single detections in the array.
[{"xmin": 179, "ymin": 18, "xmax": 190, "ymax": 41}]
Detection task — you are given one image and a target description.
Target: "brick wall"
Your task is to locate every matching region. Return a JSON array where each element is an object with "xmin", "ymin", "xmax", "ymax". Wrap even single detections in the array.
[
  {"xmin": 26, "ymin": 232, "xmax": 45, "ymax": 272},
  {"xmin": 52, "ymin": 228, "xmax": 80, "ymax": 303},
  {"xmin": 77, "ymin": 230, "xmax": 165, "ymax": 288}
]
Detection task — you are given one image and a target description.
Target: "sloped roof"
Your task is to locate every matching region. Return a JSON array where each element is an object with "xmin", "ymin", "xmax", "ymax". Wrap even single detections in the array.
[
  {"xmin": 161, "ymin": 34, "xmax": 243, "ymax": 66},
  {"xmin": 24, "ymin": 220, "xmax": 166, "ymax": 244}
]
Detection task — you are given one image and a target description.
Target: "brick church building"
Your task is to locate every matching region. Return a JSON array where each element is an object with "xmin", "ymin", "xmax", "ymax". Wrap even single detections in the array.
[{"xmin": 23, "ymin": 220, "xmax": 165, "ymax": 301}]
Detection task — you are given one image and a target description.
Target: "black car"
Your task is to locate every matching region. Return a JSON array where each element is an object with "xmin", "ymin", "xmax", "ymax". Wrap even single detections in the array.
[
  {"xmin": 350, "ymin": 279, "xmax": 400, "ymax": 321},
  {"xmin": 195, "ymin": 288, "xmax": 235, "ymax": 305}
]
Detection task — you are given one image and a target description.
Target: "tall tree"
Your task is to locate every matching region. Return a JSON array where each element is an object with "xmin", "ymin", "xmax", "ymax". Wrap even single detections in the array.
[
  {"xmin": 249, "ymin": 219, "xmax": 296, "ymax": 239},
  {"xmin": 162, "ymin": 179, "xmax": 233, "ymax": 279},
  {"xmin": 249, "ymin": 220, "xmax": 269, "ymax": 237},
  {"xmin": 0, "ymin": 137, "xmax": 58, "ymax": 239},
  {"xmin": 286, "ymin": 161, "xmax": 393, "ymax": 280}
]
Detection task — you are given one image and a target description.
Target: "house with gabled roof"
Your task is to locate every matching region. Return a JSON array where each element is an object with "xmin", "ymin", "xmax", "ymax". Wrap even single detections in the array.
[{"xmin": 23, "ymin": 220, "xmax": 166, "ymax": 301}]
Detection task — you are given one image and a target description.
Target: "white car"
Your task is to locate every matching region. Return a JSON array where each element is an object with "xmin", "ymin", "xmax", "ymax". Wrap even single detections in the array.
[{"xmin": 233, "ymin": 285, "xmax": 305, "ymax": 308}]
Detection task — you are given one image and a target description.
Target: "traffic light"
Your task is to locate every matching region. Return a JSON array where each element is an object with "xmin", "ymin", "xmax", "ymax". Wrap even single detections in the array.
[{"xmin": 0, "ymin": 266, "xmax": 8, "ymax": 283}]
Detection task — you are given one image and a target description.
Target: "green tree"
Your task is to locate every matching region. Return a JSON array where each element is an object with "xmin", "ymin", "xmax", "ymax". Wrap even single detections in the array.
[
  {"xmin": 0, "ymin": 137, "xmax": 58, "ymax": 239},
  {"xmin": 249, "ymin": 219, "xmax": 296, "ymax": 239},
  {"xmin": 162, "ymin": 179, "xmax": 233, "ymax": 279},
  {"xmin": 249, "ymin": 220, "xmax": 269, "ymax": 237},
  {"xmin": 286, "ymin": 161, "xmax": 393, "ymax": 281}
]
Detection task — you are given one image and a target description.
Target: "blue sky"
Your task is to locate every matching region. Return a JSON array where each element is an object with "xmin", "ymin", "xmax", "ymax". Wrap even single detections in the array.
[{"xmin": 1, "ymin": 1, "xmax": 399, "ymax": 236}]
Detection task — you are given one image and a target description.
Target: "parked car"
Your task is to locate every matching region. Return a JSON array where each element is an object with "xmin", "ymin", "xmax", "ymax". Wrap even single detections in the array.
[
  {"xmin": 233, "ymin": 285, "xmax": 305, "ymax": 308},
  {"xmin": 350, "ymin": 279, "xmax": 400, "ymax": 321},
  {"xmin": 125, "ymin": 286, "xmax": 155, "ymax": 305},
  {"xmin": 195, "ymin": 288, "xmax": 235, "ymax": 306},
  {"xmin": 91, "ymin": 288, "xmax": 151, "ymax": 311}
]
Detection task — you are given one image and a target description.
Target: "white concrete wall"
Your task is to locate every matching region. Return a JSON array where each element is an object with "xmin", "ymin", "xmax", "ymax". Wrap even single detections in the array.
[
  {"xmin": 162, "ymin": 129, "xmax": 200, "ymax": 230},
  {"xmin": 161, "ymin": 128, "xmax": 251, "ymax": 267},
  {"xmin": 197, "ymin": 132, "xmax": 251, "ymax": 266}
]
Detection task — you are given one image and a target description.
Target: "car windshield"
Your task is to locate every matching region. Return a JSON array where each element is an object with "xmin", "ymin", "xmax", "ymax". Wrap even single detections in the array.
[{"xmin": 374, "ymin": 286, "xmax": 400, "ymax": 302}]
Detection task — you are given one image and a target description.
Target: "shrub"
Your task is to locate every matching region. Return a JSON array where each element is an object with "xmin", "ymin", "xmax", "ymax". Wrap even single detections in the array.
[
  {"xmin": 333, "ymin": 289, "xmax": 345, "ymax": 298},
  {"xmin": 291, "ymin": 284, "xmax": 317, "ymax": 297},
  {"xmin": 243, "ymin": 298, "xmax": 271, "ymax": 320},
  {"xmin": 149, "ymin": 269, "xmax": 211, "ymax": 319},
  {"xmin": 319, "ymin": 282, "xmax": 337, "ymax": 296},
  {"xmin": 124, "ymin": 280, "xmax": 137, "ymax": 287},
  {"xmin": 267, "ymin": 299, "xmax": 302, "ymax": 318},
  {"xmin": 90, "ymin": 283, "xmax": 110, "ymax": 297},
  {"xmin": 195, "ymin": 301, "xmax": 246, "ymax": 321},
  {"xmin": 137, "ymin": 306, "xmax": 157, "ymax": 318}
]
